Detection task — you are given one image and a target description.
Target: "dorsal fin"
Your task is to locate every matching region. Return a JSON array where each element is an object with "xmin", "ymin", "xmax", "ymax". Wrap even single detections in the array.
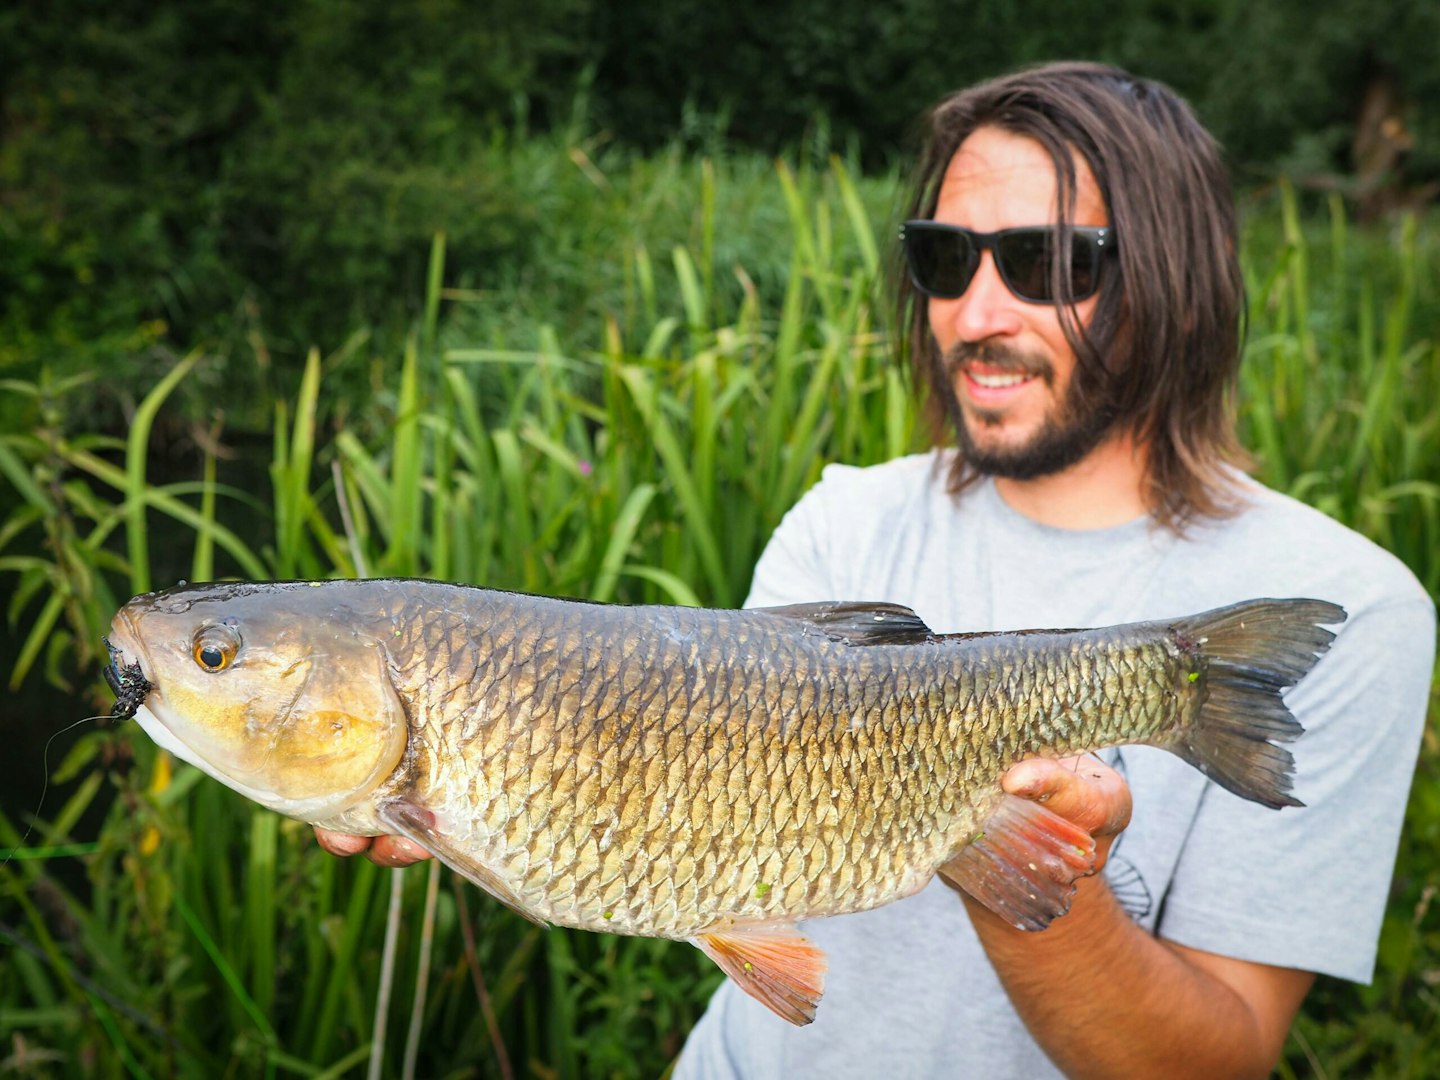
[{"xmin": 757, "ymin": 601, "xmax": 937, "ymax": 645}]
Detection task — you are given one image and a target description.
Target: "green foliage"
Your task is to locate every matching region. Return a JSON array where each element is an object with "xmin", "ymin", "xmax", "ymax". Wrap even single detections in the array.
[
  {"xmin": 6, "ymin": 0, "xmax": 1438, "ymax": 440},
  {"xmin": 0, "ymin": 0, "xmax": 586, "ymax": 424},
  {"xmin": 583, "ymin": 0, "xmax": 1440, "ymax": 189},
  {"xmin": 1238, "ymin": 183, "xmax": 1440, "ymax": 595},
  {"xmin": 1, "ymin": 152, "xmax": 1437, "ymax": 1077}
]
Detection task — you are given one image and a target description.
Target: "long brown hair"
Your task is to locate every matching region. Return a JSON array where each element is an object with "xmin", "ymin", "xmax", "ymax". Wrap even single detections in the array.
[{"xmin": 898, "ymin": 62, "xmax": 1250, "ymax": 531}]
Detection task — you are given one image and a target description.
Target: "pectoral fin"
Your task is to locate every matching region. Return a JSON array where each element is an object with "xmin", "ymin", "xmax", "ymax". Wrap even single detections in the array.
[
  {"xmin": 937, "ymin": 794, "xmax": 1097, "ymax": 931},
  {"xmin": 378, "ymin": 798, "xmax": 547, "ymax": 927},
  {"xmin": 691, "ymin": 923, "xmax": 828, "ymax": 1026}
]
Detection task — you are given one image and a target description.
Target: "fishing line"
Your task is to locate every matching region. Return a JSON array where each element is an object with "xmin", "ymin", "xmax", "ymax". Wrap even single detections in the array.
[
  {"xmin": 1, "ymin": 639, "xmax": 150, "ymax": 869},
  {"xmin": 0, "ymin": 711, "xmax": 117, "ymax": 871}
]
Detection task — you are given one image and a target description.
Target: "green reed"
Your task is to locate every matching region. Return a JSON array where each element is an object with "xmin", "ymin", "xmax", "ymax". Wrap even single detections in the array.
[
  {"xmin": 1, "ymin": 152, "xmax": 1436, "ymax": 1078},
  {"xmin": 1239, "ymin": 183, "xmax": 1440, "ymax": 597}
]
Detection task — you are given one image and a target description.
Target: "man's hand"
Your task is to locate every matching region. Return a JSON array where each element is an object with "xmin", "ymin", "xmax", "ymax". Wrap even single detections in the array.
[
  {"xmin": 1000, "ymin": 752, "xmax": 1132, "ymax": 872},
  {"xmin": 313, "ymin": 826, "xmax": 433, "ymax": 868},
  {"xmin": 964, "ymin": 753, "xmax": 1312, "ymax": 1080}
]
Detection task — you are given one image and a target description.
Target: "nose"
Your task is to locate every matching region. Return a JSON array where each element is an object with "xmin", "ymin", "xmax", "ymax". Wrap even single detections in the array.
[{"xmin": 929, "ymin": 252, "xmax": 1024, "ymax": 345}]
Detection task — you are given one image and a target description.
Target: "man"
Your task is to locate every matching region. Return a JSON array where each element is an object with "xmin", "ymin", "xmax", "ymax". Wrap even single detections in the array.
[
  {"xmin": 669, "ymin": 62, "xmax": 1434, "ymax": 1077},
  {"xmin": 323, "ymin": 63, "xmax": 1435, "ymax": 1077}
]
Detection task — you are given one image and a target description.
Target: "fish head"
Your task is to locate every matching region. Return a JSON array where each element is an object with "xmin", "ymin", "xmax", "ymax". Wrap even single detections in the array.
[{"xmin": 106, "ymin": 581, "xmax": 408, "ymax": 822}]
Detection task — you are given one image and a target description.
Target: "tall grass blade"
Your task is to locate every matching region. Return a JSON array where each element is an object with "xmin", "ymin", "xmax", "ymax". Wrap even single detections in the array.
[
  {"xmin": 620, "ymin": 565, "xmax": 703, "ymax": 607},
  {"xmin": 368, "ymin": 870, "xmax": 406, "ymax": 1080},
  {"xmin": 386, "ymin": 338, "xmax": 424, "ymax": 577},
  {"xmin": 401, "ymin": 861, "xmax": 443, "ymax": 1080},
  {"xmin": 272, "ymin": 349, "xmax": 322, "ymax": 578},
  {"xmin": 7, "ymin": 591, "xmax": 65, "ymax": 689},
  {"xmin": 124, "ymin": 353, "xmax": 200, "ymax": 593},
  {"xmin": 245, "ymin": 811, "xmax": 278, "ymax": 1019},
  {"xmin": 87, "ymin": 994, "xmax": 158, "ymax": 1080},
  {"xmin": 192, "ymin": 425, "xmax": 218, "ymax": 582},
  {"xmin": 674, "ymin": 246, "xmax": 707, "ymax": 339},
  {"xmin": 590, "ymin": 482, "xmax": 657, "ymax": 603},
  {"xmin": 174, "ymin": 892, "xmax": 278, "ymax": 1049},
  {"xmin": 616, "ymin": 364, "xmax": 729, "ymax": 605},
  {"xmin": 832, "ymin": 156, "xmax": 879, "ymax": 277}
]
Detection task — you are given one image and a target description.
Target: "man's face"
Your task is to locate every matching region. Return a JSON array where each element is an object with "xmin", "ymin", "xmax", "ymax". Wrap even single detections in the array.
[{"xmin": 928, "ymin": 126, "xmax": 1114, "ymax": 480}]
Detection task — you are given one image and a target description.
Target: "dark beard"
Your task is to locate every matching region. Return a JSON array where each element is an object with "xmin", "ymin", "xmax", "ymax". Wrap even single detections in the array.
[{"xmin": 944, "ymin": 341, "xmax": 1116, "ymax": 481}]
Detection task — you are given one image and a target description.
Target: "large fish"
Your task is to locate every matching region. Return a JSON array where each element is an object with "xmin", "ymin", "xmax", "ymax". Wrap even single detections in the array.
[{"xmin": 103, "ymin": 580, "xmax": 1344, "ymax": 1024}]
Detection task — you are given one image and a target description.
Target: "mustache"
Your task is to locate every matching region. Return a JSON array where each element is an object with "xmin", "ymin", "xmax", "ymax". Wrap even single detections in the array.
[{"xmin": 942, "ymin": 341, "xmax": 1053, "ymax": 382}]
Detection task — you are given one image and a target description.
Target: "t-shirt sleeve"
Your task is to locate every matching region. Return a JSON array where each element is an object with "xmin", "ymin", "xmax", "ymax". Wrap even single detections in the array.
[
  {"xmin": 1156, "ymin": 593, "xmax": 1436, "ymax": 982},
  {"xmin": 744, "ymin": 485, "xmax": 837, "ymax": 607},
  {"xmin": 744, "ymin": 464, "xmax": 875, "ymax": 608},
  {"xmin": 744, "ymin": 457, "xmax": 933, "ymax": 610}
]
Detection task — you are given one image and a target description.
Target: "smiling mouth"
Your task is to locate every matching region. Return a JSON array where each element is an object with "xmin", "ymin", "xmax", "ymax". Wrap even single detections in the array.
[
  {"xmin": 945, "ymin": 341, "xmax": 1051, "ymax": 392},
  {"xmin": 967, "ymin": 369, "xmax": 1034, "ymax": 389}
]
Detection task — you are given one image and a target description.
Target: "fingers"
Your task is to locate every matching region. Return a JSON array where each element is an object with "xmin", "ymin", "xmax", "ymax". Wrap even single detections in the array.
[
  {"xmin": 314, "ymin": 826, "xmax": 374, "ymax": 857},
  {"xmin": 1002, "ymin": 754, "xmax": 1133, "ymax": 838},
  {"xmin": 312, "ymin": 827, "xmax": 433, "ymax": 868},
  {"xmin": 366, "ymin": 835, "xmax": 433, "ymax": 868}
]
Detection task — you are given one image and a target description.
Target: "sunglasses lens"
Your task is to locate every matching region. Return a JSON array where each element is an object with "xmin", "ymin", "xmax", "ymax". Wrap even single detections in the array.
[
  {"xmin": 997, "ymin": 230, "xmax": 1106, "ymax": 302},
  {"xmin": 1069, "ymin": 235, "xmax": 1104, "ymax": 299},
  {"xmin": 905, "ymin": 227, "xmax": 977, "ymax": 298},
  {"xmin": 995, "ymin": 230, "xmax": 1053, "ymax": 301}
]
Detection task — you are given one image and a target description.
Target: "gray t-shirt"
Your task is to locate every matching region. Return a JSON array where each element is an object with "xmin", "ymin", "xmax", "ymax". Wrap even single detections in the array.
[{"xmin": 675, "ymin": 451, "xmax": 1435, "ymax": 1079}]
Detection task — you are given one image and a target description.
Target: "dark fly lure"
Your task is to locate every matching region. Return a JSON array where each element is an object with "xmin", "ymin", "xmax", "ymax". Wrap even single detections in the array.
[{"xmin": 102, "ymin": 636, "xmax": 151, "ymax": 720}]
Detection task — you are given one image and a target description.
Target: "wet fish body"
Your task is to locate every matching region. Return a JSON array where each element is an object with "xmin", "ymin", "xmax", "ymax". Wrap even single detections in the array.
[{"xmin": 104, "ymin": 580, "xmax": 1344, "ymax": 1024}]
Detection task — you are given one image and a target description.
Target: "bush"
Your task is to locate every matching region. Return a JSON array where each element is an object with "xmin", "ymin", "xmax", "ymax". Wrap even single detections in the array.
[
  {"xmin": 5, "ymin": 0, "xmax": 1437, "ymax": 436},
  {"xmin": 0, "ymin": 0, "xmax": 584, "ymax": 423}
]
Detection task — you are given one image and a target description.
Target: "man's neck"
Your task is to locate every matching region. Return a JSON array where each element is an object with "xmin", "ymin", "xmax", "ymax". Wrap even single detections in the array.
[{"xmin": 992, "ymin": 432, "xmax": 1149, "ymax": 530}]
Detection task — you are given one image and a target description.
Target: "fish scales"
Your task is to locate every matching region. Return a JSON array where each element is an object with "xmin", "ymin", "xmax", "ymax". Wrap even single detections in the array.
[
  {"xmin": 106, "ymin": 580, "xmax": 1343, "ymax": 1024},
  {"xmin": 451, "ymin": 606, "xmax": 1029, "ymax": 933}
]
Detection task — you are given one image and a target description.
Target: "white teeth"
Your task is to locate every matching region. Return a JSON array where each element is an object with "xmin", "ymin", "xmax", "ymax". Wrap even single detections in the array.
[{"xmin": 970, "ymin": 371, "xmax": 1031, "ymax": 389}]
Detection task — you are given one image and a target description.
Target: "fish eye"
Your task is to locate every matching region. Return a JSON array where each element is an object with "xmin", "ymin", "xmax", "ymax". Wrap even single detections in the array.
[{"xmin": 192, "ymin": 624, "xmax": 242, "ymax": 673}]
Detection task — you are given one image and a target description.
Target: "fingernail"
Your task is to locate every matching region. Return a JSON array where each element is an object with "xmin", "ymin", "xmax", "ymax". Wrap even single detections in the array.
[{"xmin": 1007, "ymin": 769, "xmax": 1039, "ymax": 796}]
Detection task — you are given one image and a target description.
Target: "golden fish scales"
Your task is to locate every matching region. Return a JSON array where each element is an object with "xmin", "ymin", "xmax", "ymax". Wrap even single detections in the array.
[{"xmin": 363, "ymin": 592, "xmax": 1187, "ymax": 933}]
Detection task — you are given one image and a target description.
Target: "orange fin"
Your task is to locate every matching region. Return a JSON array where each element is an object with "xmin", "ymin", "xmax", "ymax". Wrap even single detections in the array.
[
  {"xmin": 937, "ymin": 794, "xmax": 1097, "ymax": 931},
  {"xmin": 378, "ymin": 798, "xmax": 547, "ymax": 927},
  {"xmin": 691, "ymin": 923, "xmax": 828, "ymax": 1026}
]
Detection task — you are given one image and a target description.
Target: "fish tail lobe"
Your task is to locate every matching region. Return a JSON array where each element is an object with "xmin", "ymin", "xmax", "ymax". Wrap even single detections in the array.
[{"xmin": 1167, "ymin": 598, "xmax": 1346, "ymax": 810}]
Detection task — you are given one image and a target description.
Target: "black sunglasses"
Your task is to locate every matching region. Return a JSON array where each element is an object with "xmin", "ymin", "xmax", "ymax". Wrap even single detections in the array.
[{"xmin": 900, "ymin": 220, "xmax": 1116, "ymax": 304}]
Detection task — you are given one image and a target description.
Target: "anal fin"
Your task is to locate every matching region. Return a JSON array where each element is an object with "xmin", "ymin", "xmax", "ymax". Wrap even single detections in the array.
[
  {"xmin": 378, "ymin": 798, "xmax": 547, "ymax": 927},
  {"xmin": 691, "ymin": 923, "xmax": 828, "ymax": 1026},
  {"xmin": 937, "ymin": 794, "xmax": 1097, "ymax": 931}
]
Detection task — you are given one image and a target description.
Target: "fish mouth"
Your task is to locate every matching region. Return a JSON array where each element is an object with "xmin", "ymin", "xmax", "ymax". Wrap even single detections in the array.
[
  {"xmin": 102, "ymin": 634, "xmax": 152, "ymax": 720},
  {"xmin": 101, "ymin": 613, "xmax": 249, "ymax": 792}
]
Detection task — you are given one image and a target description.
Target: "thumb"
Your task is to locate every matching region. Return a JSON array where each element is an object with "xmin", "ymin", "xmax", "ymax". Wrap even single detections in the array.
[{"xmin": 1003, "ymin": 755, "xmax": 1132, "ymax": 838}]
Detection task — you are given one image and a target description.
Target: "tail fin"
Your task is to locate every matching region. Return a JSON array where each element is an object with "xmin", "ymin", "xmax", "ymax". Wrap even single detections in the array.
[{"xmin": 1169, "ymin": 599, "xmax": 1346, "ymax": 810}]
